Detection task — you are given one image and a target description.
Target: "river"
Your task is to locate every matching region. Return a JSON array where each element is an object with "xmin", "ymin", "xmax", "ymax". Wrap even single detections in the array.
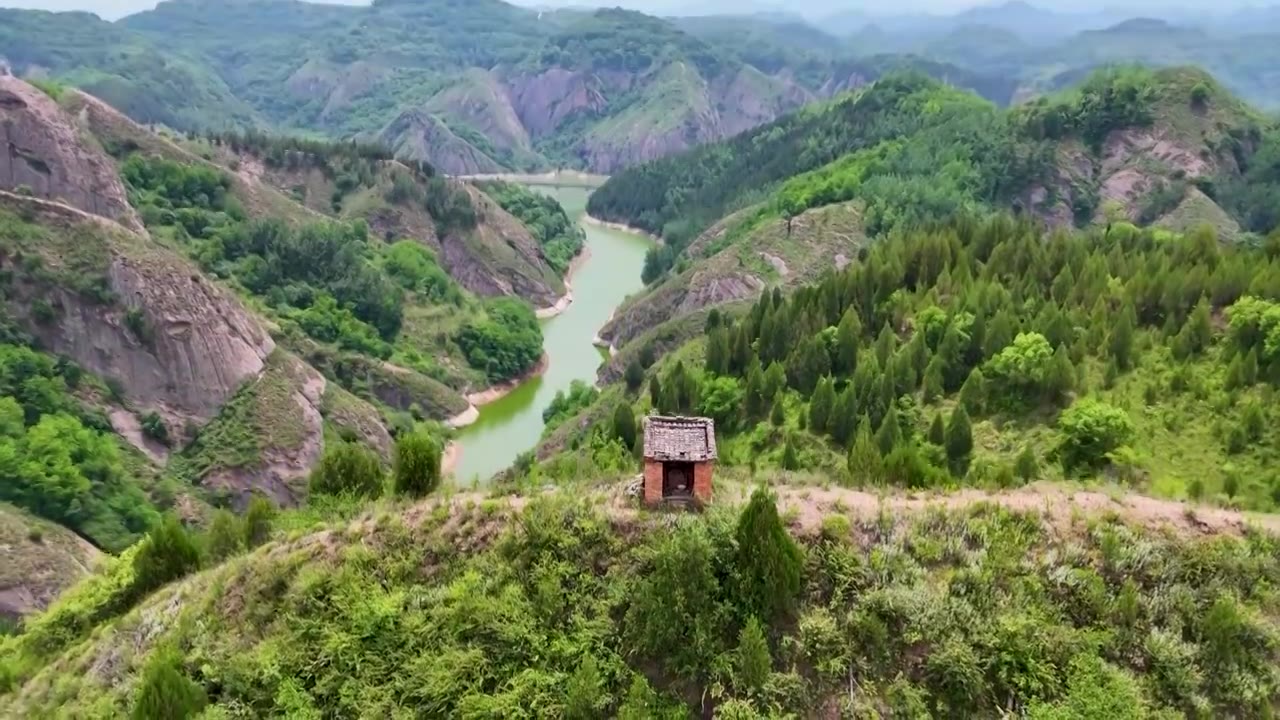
[{"xmin": 452, "ymin": 184, "xmax": 653, "ymax": 482}]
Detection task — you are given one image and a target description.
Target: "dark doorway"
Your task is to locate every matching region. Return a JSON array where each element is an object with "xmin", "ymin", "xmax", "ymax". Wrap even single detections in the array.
[{"xmin": 663, "ymin": 462, "xmax": 694, "ymax": 498}]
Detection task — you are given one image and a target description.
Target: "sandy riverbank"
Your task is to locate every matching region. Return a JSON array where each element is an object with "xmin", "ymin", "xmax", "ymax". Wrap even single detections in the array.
[
  {"xmin": 583, "ymin": 213, "xmax": 662, "ymax": 243},
  {"xmin": 441, "ymin": 441, "xmax": 462, "ymax": 477},
  {"xmin": 535, "ymin": 244, "xmax": 592, "ymax": 319},
  {"xmin": 591, "ymin": 308, "xmax": 619, "ymax": 358},
  {"xmin": 457, "ymin": 169, "xmax": 608, "ymax": 188},
  {"xmin": 465, "ymin": 352, "xmax": 550, "ymax": 406}
]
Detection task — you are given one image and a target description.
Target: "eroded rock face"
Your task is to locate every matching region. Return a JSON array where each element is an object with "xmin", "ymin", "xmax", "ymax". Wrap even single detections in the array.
[
  {"xmin": 379, "ymin": 109, "xmax": 505, "ymax": 175},
  {"xmin": 504, "ymin": 68, "xmax": 611, "ymax": 138},
  {"xmin": 202, "ymin": 354, "xmax": 325, "ymax": 509},
  {"xmin": 435, "ymin": 184, "xmax": 564, "ymax": 309},
  {"xmin": 1, "ymin": 198, "xmax": 275, "ymax": 432},
  {"xmin": 0, "ymin": 76, "xmax": 144, "ymax": 233}
]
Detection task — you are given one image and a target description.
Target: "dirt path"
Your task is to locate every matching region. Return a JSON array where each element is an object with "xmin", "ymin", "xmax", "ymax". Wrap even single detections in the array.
[{"xmin": 758, "ymin": 483, "xmax": 1279, "ymax": 538}]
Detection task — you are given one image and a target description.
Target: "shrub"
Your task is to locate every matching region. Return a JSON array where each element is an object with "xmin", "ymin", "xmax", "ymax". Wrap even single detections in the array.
[
  {"xmin": 1057, "ymin": 399, "xmax": 1134, "ymax": 472},
  {"xmin": 124, "ymin": 307, "xmax": 152, "ymax": 345},
  {"xmin": 392, "ymin": 430, "xmax": 441, "ymax": 498},
  {"xmin": 204, "ymin": 510, "xmax": 243, "ymax": 562},
  {"xmin": 309, "ymin": 441, "xmax": 384, "ymax": 499},
  {"xmin": 140, "ymin": 412, "xmax": 170, "ymax": 446},
  {"xmin": 242, "ymin": 496, "xmax": 275, "ymax": 549},
  {"xmin": 735, "ymin": 488, "xmax": 803, "ymax": 621},
  {"xmin": 131, "ymin": 648, "xmax": 207, "ymax": 720},
  {"xmin": 132, "ymin": 517, "xmax": 201, "ymax": 599}
]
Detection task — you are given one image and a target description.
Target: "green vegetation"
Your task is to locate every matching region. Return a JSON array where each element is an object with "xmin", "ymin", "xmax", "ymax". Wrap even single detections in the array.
[
  {"xmin": 542, "ymin": 380, "xmax": 600, "ymax": 436},
  {"xmin": 392, "ymin": 430, "xmax": 441, "ymax": 498},
  {"xmin": 121, "ymin": 153, "xmax": 542, "ymax": 388},
  {"xmin": 478, "ymin": 181, "xmax": 585, "ymax": 276},
  {"xmin": 458, "ymin": 298, "xmax": 543, "ymax": 384},
  {"xmin": 5, "ymin": 491, "xmax": 1279, "ymax": 717},
  {"xmin": 591, "ymin": 72, "xmax": 1049, "ymax": 279},
  {"xmin": 550, "ymin": 213, "xmax": 1280, "ymax": 511},
  {"xmin": 0, "ymin": 342, "xmax": 156, "ymax": 551},
  {"xmin": 593, "ymin": 67, "xmax": 1275, "ymax": 285},
  {"xmin": 308, "ymin": 441, "xmax": 384, "ymax": 500}
]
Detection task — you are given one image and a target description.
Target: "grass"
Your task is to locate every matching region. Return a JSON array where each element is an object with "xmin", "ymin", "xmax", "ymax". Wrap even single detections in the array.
[
  {"xmin": 167, "ymin": 352, "xmax": 311, "ymax": 485},
  {"xmin": 6, "ymin": 493, "xmax": 1279, "ymax": 717}
]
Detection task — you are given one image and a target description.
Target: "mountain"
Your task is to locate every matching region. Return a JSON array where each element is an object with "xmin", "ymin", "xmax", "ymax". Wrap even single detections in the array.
[
  {"xmin": 587, "ymin": 67, "xmax": 1273, "ymax": 375},
  {"xmin": 0, "ymin": 75, "xmax": 580, "ymax": 617},
  {"xmin": 0, "ymin": 1, "xmax": 1019, "ymax": 177}
]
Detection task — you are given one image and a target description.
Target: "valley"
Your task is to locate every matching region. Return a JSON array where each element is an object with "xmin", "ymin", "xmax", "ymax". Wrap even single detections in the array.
[
  {"xmin": 452, "ymin": 182, "xmax": 654, "ymax": 482},
  {"xmin": 4, "ymin": 1, "xmax": 1280, "ymax": 716}
]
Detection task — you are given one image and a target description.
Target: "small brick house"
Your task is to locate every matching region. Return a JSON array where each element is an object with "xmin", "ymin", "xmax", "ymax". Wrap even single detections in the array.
[{"xmin": 642, "ymin": 415, "xmax": 716, "ymax": 505}]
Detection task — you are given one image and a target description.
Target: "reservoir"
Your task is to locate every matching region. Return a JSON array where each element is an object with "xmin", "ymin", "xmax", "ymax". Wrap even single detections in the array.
[{"xmin": 452, "ymin": 183, "xmax": 653, "ymax": 482}]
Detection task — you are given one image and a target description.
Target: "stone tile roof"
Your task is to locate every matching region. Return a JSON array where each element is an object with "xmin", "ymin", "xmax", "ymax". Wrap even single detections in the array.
[{"xmin": 642, "ymin": 415, "xmax": 717, "ymax": 462}]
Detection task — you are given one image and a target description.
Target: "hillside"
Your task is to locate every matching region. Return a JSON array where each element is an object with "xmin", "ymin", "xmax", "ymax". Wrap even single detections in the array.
[
  {"xmin": 0, "ymin": 75, "xmax": 580, "ymax": 619},
  {"xmin": 591, "ymin": 67, "xmax": 1270, "ymax": 311},
  {"xmin": 3, "ymin": 484, "xmax": 1278, "ymax": 716}
]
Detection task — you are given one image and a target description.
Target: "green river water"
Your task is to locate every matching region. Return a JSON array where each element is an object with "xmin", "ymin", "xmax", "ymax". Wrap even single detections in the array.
[{"xmin": 453, "ymin": 184, "xmax": 653, "ymax": 482}]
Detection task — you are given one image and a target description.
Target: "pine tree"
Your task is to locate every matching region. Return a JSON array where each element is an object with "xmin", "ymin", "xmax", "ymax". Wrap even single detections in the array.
[
  {"xmin": 205, "ymin": 510, "xmax": 243, "ymax": 562},
  {"xmin": 745, "ymin": 363, "xmax": 767, "ymax": 417},
  {"xmin": 736, "ymin": 617, "xmax": 772, "ymax": 696},
  {"xmin": 875, "ymin": 322, "xmax": 898, "ymax": 366},
  {"xmin": 705, "ymin": 328, "xmax": 730, "ymax": 376},
  {"xmin": 945, "ymin": 405, "xmax": 974, "ymax": 475},
  {"xmin": 730, "ymin": 325, "xmax": 753, "ymax": 375},
  {"xmin": 564, "ymin": 655, "xmax": 606, "ymax": 720},
  {"xmin": 133, "ymin": 516, "xmax": 201, "ymax": 599},
  {"xmin": 830, "ymin": 387, "xmax": 858, "ymax": 445},
  {"xmin": 648, "ymin": 375, "xmax": 662, "ymax": 408},
  {"xmin": 1047, "ymin": 344, "xmax": 1076, "ymax": 404},
  {"xmin": 1242, "ymin": 349, "xmax": 1259, "ymax": 386},
  {"xmin": 131, "ymin": 649, "xmax": 207, "ymax": 720},
  {"xmin": 876, "ymin": 404, "xmax": 901, "ymax": 456},
  {"xmin": 983, "ymin": 310, "xmax": 1016, "ymax": 359},
  {"xmin": 958, "ymin": 367, "xmax": 986, "ymax": 414},
  {"xmin": 735, "ymin": 488, "xmax": 803, "ymax": 620},
  {"xmin": 763, "ymin": 362, "xmax": 787, "ymax": 404},
  {"xmin": 617, "ymin": 676, "xmax": 662, "ymax": 720},
  {"xmin": 928, "ymin": 412, "xmax": 946, "ymax": 446},
  {"xmin": 808, "ymin": 376, "xmax": 835, "ymax": 434},
  {"xmin": 1109, "ymin": 304, "xmax": 1136, "ymax": 371},
  {"xmin": 848, "ymin": 416, "xmax": 883, "ymax": 485},
  {"xmin": 243, "ymin": 496, "xmax": 275, "ymax": 549},
  {"xmin": 1180, "ymin": 299, "xmax": 1213, "ymax": 356},
  {"xmin": 835, "ymin": 309, "xmax": 861, "ymax": 375},
  {"xmin": 613, "ymin": 404, "xmax": 638, "ymax": 449},
  {"xmin": 922, "ymin": 356, "xmax": 945, "ymax": 403},
  {"xmin": 781, "ymin": 435, "xmax": 800, "ymax": 470},
  {"xmin": 787, "ymin": 335, "xmax": 831, "ymax": 394},
  {"xmin": 625, "ymin": 360, "xmax": 645, "ymax": 392},
  {"xmin": 770, "ymin": 398, "xmax": 786, "ymax": 427}
]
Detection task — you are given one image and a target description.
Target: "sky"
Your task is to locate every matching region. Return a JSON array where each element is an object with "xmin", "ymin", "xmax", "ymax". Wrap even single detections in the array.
[{"xmin": 0, "ymin": 0, "xmax": 1265, "ymax": 22}]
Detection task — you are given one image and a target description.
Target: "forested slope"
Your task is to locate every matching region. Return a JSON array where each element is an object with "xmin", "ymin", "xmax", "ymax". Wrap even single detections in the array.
[{"xmin": 0, "ymin": 75, "xmax": 575, "ymax": 619}]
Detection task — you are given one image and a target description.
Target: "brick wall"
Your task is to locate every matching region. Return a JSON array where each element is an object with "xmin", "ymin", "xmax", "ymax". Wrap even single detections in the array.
[
  {"xmin": 693, "ymin": 462, "xmax": 713, "ymax": 504},
  {"xmin": 643, "ymin": 459, "xmax": 663, "ymax": 505}
]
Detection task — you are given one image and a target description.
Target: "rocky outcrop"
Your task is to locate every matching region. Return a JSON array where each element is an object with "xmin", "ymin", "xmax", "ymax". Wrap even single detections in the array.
[
  {"xmin": 379, "ymin": 109, "xmax": 505, "ymax": 175},
  {"xmin": 0, "ymin": 195, "xmax": 275, "ymax": 433},
  {"xmin": 200, "ymin": 354, "xmax": 325, "ymax": 509},
  {"xmin": 425, "ymin": 70, "xmax": 533, "ymax": 159},
  {"xmin": 0, "ymin": 76, "xmax": 144, "ymax": 233},
  {"xmin": 0, "ymin": 504, "xmax": 103, "ymax": 623},
  {"xmin": 436, "ymin": 184, "xmax": 564, "ymax": 308},
  {"xmin": 502, "ymin": 67, "xmax": 612, "ymax": 138}
]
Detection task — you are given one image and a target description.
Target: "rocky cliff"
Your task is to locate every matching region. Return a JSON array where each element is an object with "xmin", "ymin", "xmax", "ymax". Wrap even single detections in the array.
[
  {"xmin": 0, "ymin": 76, "xmax": 393, "ymax": 509},
  {"xmin": 380, "ymin": 109, "xmax": 506, "ymax": 176},
  {"xmin": 0, "ymin": 76, "xmax": 144, "ymax": 233}
]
